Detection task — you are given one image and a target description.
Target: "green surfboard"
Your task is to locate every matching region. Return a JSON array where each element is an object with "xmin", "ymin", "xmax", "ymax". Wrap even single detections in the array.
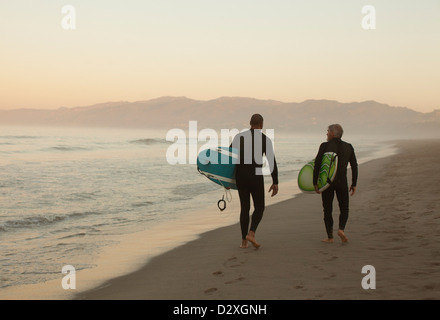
[{"xmin": 297, "ymin": 152, "xmax": 338, "ymax": 193}]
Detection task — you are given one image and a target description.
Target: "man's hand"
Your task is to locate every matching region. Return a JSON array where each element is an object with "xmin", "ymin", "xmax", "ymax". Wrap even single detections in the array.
[
  {"xmin": 350, "ymin": 185, "xmax": 356, "ymax": 196},
  {"xmin": 269, "ymin": 184, "xmax": 278, "ymax": 197},
  {"xmin": 314, "ymin": 185, "xmax": 320, "ymax": 194}
]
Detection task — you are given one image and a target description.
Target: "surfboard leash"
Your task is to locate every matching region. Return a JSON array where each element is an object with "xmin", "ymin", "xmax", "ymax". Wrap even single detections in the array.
[
  {"xmin": 217, "ymin": 182, "xmax": 232, "ymax": 212},
  {"xmin": 197, "ymin": 166, "xmax": 233, "ymax": 212}
]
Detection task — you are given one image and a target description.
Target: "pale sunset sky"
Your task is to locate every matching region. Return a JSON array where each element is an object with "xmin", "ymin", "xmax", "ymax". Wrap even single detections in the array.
[{"xmin": 1, "ymin": 0, "xmax": 439, "ymax": 113}]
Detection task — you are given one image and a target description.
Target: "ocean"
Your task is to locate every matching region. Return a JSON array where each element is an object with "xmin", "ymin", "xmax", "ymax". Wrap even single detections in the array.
[{"xmin": 0, "ymin": 125, "xmax": 396, "ymax": 297}]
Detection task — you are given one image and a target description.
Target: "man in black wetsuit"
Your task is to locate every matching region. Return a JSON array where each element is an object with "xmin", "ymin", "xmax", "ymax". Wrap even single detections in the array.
[
  {"xmin": 313, "ymin": 124, "xmax": 358, "ymax": 243},
  {"xmin": 230, "ymin": 114, "xmax": 279, "ymax": 249}
]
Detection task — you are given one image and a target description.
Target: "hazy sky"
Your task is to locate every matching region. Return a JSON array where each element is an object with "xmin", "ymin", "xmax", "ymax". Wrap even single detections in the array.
[{"xmin": 1, "ymin": 0, "xmax": 439, "ymax": 112}]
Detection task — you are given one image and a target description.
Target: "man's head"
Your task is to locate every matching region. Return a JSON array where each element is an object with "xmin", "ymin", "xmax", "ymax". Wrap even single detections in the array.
[
  {"xmin": 327, "ymin": 124, "xmax": 343, "ymax": 141},
  {"xmin": 250, "ymin": 114, "xmax": 264, "ymax": 129}
]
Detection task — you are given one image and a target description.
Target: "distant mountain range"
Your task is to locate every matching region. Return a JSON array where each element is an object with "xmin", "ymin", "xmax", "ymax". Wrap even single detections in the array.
[{"xmin": 1, "ymin": 97, "xmax": 439, "ymax": 136}]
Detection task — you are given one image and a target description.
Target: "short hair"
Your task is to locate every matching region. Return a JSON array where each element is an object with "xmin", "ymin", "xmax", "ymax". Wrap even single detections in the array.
[
  {"xmin": 250, "ymin": 114, "xmax": 264, "ymax": 126},
  {"xmin": 328, "ymin": 124, "xmax": 344, "ymax": 138}
]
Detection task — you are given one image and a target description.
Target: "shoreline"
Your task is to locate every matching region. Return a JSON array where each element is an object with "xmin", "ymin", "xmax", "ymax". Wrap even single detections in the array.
[
  {"xmin": 2, "ymin": 139, "xmax": 436, "ymax": 300},
  {"xmin": 0, "ymin": 166, "xmax": 300, "ymax": 300},
  {"xmin": 76, "ymin": 139, "xmax": 440, "ymax": 300}
]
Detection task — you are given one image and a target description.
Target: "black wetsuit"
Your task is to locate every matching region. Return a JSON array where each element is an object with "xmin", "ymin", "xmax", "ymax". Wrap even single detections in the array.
[
  {"xmin": 313, "ymin": 138, "xmax": 358, "ymax": 238},
  {"xmin": 231, "ymin": 129, "xmax": 278, "ymax": 240}
]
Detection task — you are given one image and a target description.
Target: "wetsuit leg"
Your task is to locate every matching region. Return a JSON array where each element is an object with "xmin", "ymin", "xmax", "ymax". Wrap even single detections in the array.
[
  {"xmin": 249, "ymin": 175, "xmax": 265, "ymax": 233},
  {"xmin": 335, "ymin": 181, "xmax": 349, "ymax": 231},
  {"xmin": 237, "ymin": 181, "xmax": 251, "ymax": 240},
  {"xmin": 321, "ymin": 186, "xmax": 335, "ymax": 238},
  {"xmin": 236, "ymin": 169, "xmax": 265, "ymax": 239}
]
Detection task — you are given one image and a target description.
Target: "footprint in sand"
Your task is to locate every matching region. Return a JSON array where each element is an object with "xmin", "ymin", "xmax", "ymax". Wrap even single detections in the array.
[
  {"xmin": 424, "ymin": 283, "xmax": 436, "ymax": 290},
  {"xmin": 312, "ymin": 265, "xmax": 324, "ymax": 271},
  {"xmin": 204, "ymin": 288, "xmax": 218, "ymax": 295},
  {"xmin": 323, "ymin": 273, "xmax": 336, "ymax": 280},
  {"xmin": 225, "ymin": 277, "xmax": 245, "ymax": 285},
  {"xmin": 224, "ymin": 256, "xmax": 244, "ymax": 268},
  {"xmin": 385, "ymin": 246, "xmax": 409, "ymax": 251}
]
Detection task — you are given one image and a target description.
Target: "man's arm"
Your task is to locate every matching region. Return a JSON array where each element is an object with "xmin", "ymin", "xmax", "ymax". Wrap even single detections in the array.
[
  {"xmin": 264, "ymin": 135, "xmax": 278, "ymax": 197},
  {"xmin": 264, "ymin": 136, "xmax": 278, "ymax": 183},
  {"xmin": 349, "ymin": 145, "xmax": 358, "ymax": 196},
  {"xmin": 313, "ymin": 143, "xmax": 326, "ymax": 192}
]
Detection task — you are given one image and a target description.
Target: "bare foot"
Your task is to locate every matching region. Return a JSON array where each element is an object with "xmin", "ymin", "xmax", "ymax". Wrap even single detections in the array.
[
  {"xmin": 322, "ymin": 238, "xmax": 334, "ymax": 243},
  {"xmin": 246, "ymin": 232, "xmax": 261, "ymax": 249},
  {"xmin": 240, "ymin": 240, "xmax": 248, "ymax": 248},
  {"xmin": 337, "ymin": 229, "xmax": 348, "ymax": 242}
]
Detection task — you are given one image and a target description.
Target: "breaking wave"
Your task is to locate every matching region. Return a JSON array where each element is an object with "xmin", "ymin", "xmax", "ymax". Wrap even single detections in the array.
[
  {"xmin": 129, "ymin": 138, "xmax": 170, "ymax": 145},
  {"xmin": 0, "ymin": 211, "xmax": 102, "ymax": 233}
]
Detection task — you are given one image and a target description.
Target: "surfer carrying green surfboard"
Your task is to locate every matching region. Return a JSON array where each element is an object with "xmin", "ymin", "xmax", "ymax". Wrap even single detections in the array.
[{"xmin": 313, "ymin": 124, "xmax": 358, "ymax": 243}]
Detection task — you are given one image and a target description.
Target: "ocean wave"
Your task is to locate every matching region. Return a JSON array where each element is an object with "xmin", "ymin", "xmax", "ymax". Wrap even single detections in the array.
[
  {"xmin": 0, "ymin": 211, "xmax": 102, "ymax": 233},
  {"xmin": 47, "ymin": 145, "xmax": 91, "ymax": 152},
  {"xmin": 2, "ymin": 215, "xmax": 66, "ymax": 229},
  {"xmin": 65, "ymin": 192, "xmax": 100, "ymax": 201},
  {"xmin": 58, "ymin": 232, "xmax": 87, "ymax": 240},
  {"xmin": 129, "ymin": 138, "xmax": 170, "ymax": 145},
  {"xmin": 0, "ymin": 135, "xmax": 41, "ymax": 139},
  {"xmin": 19, "ymin": 270, "xmax": 61, "ymax": 275},
  {"xmin": 131, "ymin": 201, "xmax": 154, "ymax": 207}
]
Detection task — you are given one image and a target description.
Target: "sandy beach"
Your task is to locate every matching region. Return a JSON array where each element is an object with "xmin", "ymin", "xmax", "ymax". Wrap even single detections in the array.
[{"xmin": 76, "ymin": 139, "xmax": 440, "ymax": 300}]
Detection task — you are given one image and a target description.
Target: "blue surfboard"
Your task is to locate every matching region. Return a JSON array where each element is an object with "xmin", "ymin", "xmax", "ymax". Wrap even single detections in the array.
[{"xmin": 197, "ymin": 147, "xmax": 238, "ymax": 190}]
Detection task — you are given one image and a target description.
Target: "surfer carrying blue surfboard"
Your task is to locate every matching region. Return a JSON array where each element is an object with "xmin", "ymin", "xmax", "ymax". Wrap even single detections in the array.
[
  {"xmin": 230, "ymin": 114, "xmax": 279, "ymax": 249},
  {"xmin": 313, "ymin": 124, "xmax": 358, "ymax": 243}
]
